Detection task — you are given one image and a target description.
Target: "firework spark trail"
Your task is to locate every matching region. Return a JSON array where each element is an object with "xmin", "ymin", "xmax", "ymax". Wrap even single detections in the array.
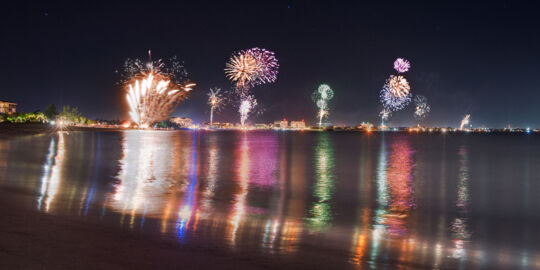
[
  {"xmin": 459, "ymin": 114, "xmax": 470, "ymax": 130},
  {"xmin": 312, "ymin": 84, "xmax": 334, "ymax": 127},
  {"xmin": 123, "ymin": 52, "xmax": 194, "ymax": 128},
  {"xmin": 393, "ymin": 58, "xmax": 411, "ymax": 73},
  {"xmin": 239, "ymin": 95, "xmax": 257, "ymax": 127},
  {"xmin": 208, "ymin": 87, "xmax": 223, "ymax": 125},
  {"xmin": 414, "ymin": 95, "xmax": 431, "ymax": 122},
  {"xmin": 126, "ymin": 74, "xmax": 195, "ymax": 128},
  {"xmin": 380, "ymin": 108, "xmax": 392, "ymax": 122}
]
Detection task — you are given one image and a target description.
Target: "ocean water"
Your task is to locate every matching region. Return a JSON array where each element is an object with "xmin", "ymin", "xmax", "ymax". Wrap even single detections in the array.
[{"xmin": 1, "ymin": 130, "xmax": 539, "ymax": 269}]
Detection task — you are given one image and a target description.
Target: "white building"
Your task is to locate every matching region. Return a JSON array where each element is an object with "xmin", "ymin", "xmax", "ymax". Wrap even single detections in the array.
[
  {"xmin": 170, "ymin": 117, "xmax": 193, "ymax": 128},
  {"xmin": 290, "ymin": 120, "xmax": 306, "ymax": 129},
  {"xmin": 274, "ymin": 118, "xmax": 288, "ymax": 129}
]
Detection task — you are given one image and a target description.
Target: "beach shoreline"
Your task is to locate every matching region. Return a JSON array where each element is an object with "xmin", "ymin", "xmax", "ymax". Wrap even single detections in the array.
[
  {"xmin": 0, "ymin": 123, "xmax": 128, "ymax": 139},
  {"xmin": 0, "ymin": 187, "xmax": 353, "ymax": 270}
]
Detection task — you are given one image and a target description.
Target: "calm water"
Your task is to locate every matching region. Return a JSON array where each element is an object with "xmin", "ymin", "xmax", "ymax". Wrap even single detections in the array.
[{"xmin": 1, "ymin": 130, "xmax": 540, "ymax": 269}]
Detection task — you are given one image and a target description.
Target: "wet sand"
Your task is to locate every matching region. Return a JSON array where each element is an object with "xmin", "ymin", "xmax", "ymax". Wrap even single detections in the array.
[{"xmin": 0, "ymin": 187, "xmax": 351, "ymax": 270}]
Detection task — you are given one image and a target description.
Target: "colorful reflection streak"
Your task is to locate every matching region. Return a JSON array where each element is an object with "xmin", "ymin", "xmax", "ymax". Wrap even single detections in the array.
[
  {"xmin": 83, "ymin": 134, "xmax": 102, "ymax": 216},
  {"xmin": 278, "ymin": 135, "xmax": 306, "ymax": 254},
  {"xmin": 199, "ymin": 134, "xmax": 219, "ymax": 217},
  {"xmin": 109, "ymin": 131, "xmax": 190, "ymax": 228},
  {"xmin": 350, "ymin": 137, "xmax": 372, "ymax": 265},
  {"xmin": 37, "ymin": 132, "xmax": 65, "ymax": 212},
  {"xmin": 227, "ymin": 133, "xmax": 251, "ymax": 248},
  {"xmin": 370, "ymin": 136, "xmax": 415, "ymax": 264},
  {"xmin": 176, "ymin": 135, "xmax": 199, "ymax": 240},
  {"xmin": 451, "ymin": 145, "xmax": 471, "ymax": 260},
  {"xmin": 248, "ymin": 133, "xmax": 278, "ymax": 187},
  {"xmin": 351, "ymin": 208, "xmax": 370, "ymax": 266},
  {"xmin": 384, "ymin": 138, "xmax": 415, "ymax": 236},
  {"xmin": 370, "ymin": 136, "xmax": 389, "ymax": 264},
  {"xmin": 307, "ymin": 133, "xmax": 335, "ymax": 230},
  {"xmin": 262, "ymin": 137, "xmax": 285, "ymax": 252}
]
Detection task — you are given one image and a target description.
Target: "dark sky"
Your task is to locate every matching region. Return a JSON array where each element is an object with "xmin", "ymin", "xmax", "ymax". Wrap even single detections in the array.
[{"xmin": 2, "ymin": 0, "xmax": 540, "ymax": 127}]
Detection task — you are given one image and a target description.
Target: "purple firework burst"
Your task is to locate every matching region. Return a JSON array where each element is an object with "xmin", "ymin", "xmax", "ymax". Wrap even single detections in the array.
[
  {"xmin": 246, "ymin": 47, "xmax": 279, "ymax": 85},
  {"xmin": 393, "ymin": 58, "xmax": 411, "ymax": 73}
]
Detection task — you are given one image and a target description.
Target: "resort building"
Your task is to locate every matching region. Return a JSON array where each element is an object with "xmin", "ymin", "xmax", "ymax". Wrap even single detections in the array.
[
  {"xmin": 290, "ymin": 120, "xmax": 306, "ymax": 129},
  {"xmin": 170, "ymin": 117, "xmax": 193, "ymax": 128},
  {"xmin": 0, "ymin": 100, "xmax": 17, "ymax": 114},
  {"xmin": 255, "ymin": 123, "xmax": 271, "ymax": 129},
  {"xmin": 274, "ymin": 118, "xmax": 288, "ymax": 129},
  {"xmin": 210, "ymin": 122, "xmax": 234, "ymax": 129}
]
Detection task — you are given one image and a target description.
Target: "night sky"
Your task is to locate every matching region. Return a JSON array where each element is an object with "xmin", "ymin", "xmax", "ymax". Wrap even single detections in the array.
[{"xmin": 2, "ymin": 1, "xmax": 540, "ymax": 127}]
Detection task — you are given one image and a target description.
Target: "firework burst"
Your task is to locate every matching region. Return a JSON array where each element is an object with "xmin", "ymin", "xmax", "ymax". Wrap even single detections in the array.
[
  {"xmin": 246, "ymin": 47, "xmax": 279, "ymax": 85},
  {"xmin": 120, "ymin": 52, "xmax": 188, "ymax": 85},
  {"xmin": 393, "ymin": 58, "xmax": 411, "ymax": 73},
  {"xmin": 312, "ymin": 84, "xmax": 334, "ymax": 127},
  {"xmin": 414, "ymin": 95, "xmax": 430, "ymax": 121},
  {"xmin": 388, "ymin": 75, "xmax": 411, "ymax": 98},
  {"xmin": 380, "ymin": 80, "xmax": 412, "ymax": 111},
  {"xmin": 208, "ymin": 87, "xmax": 223, "ymax": 125},
  {"xmin": 225, "ymin": 47, "xmax": 279, "ymax": 90},
  {"xmin": 123, "ymin": 51, "xmax": 195, "ymax": 128},
  {"xmin": 225, "ymin": 47, "xmax": 279, "ymax": 126},
  {"xmin": 225, "ymin": 53, "xmax": 259, "ymax": 90}
]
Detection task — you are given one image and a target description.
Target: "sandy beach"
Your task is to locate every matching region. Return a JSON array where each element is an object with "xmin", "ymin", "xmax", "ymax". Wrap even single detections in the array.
[{"xmin": 0, "ymin": 184, "xmax": 355, "ymax": 270}]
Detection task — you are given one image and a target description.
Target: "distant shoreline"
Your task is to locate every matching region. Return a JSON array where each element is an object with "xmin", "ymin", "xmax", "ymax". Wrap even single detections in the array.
[{"xmin": 1, "ymin": 123, "xmax": 536, "ymax": 139}]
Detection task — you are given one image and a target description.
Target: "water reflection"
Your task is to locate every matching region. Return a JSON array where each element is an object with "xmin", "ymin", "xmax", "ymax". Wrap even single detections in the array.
[
  {"xmin": 83, "ymin": 134, "xmax": 101, "ymax": 216},
  {"xmin": 110, "ymin": 131, "xmax": 192, "ymax": 229},
  {"xmin": 200, "ymin": 134, "xmax": 219, "ymax": 216},
  {"xmin": 176, "ymin": 134, "xmax": 199, "ymax": 240},
  {"xmin": 370, "ymin": 135, "xmax": 416, "ymax": 265},
  {"xmin": 0, "ymin": 140, "xmax": 9, "ymax": 180},
  {"xmin": 370, "ymin": 134, "xmax": 389, "ymax": 265},
  {"xmin": 262, "ymin": 135, "xmax": 286, "ymax": 252},
  {"xmin": 279, "ymin": 134, "xmax": 306, "ymax": 253},
  {"xmin": 37, "ymin": 132, "xmax": 65, "ymax": 212},
  {"xmin": 227, "ymin": 133, "xmax": 250, "ymax": 248},
  {"xmin": 306, "ymin": 133, "xmax": 335, "ymax": 230},
  {"xmin": 385, "ymin": 137, "xmax": 415, "ymax": 236},
  {"xmin": 1, "ymin": 131, "xmax": 539, "ymax": 269},
  {"xmin": 451, "ymin": 145, "xmax": 471, "ymax": 260},
  {"xmin": 350, "ymin": 136, "xmax": 372, "ymax": 266}
]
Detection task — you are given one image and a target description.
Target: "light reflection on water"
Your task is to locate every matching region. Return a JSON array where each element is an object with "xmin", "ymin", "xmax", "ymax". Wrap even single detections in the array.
[
  {"xmin": 306, "ymin": 133, "xmax": 335, "ymax": 230},
  {"xmin": 451, "ymin": 145, "xmax": 471, "ymax": 261},
  {"xmin": 37, "ymin": 132, "xmax": 65, "ymax": 212},
  {"xmin": 1, "ymin": 130, "xmax": 540, "ymax": 268}
]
